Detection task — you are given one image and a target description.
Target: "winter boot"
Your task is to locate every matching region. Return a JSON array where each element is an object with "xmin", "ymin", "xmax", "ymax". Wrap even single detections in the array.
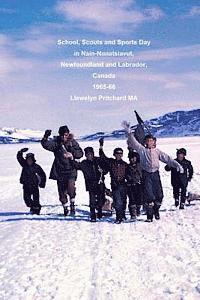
[
  {"xmin": 129, "ymin": 205, "xmax": 137, "ymax": 221},
  {"xmin": 179, "ymin": 202, "xmax": 184, "ymax": 209},
  {"xmin": 136, "ymin": 205, "xmax": 141, "ymax": 216},
  {"xmin": 63, "ymin": 203, "xmax": 69, "ymax": 216},
  {"xmin": 115, "ymin": 219, "xmax": 122, "ymax": 224},
  {"xmin": 153, "ymin": 204, "xmax": 161, "ymax": 220},
  {"xmin": 97, "ymin": 208, "xmax": 103, "ymax": 220},
  {"xmin": 90, "ymin": 208, "xmax": 96, "ymax": 222},
  {"xmin": 115, "ymin": 211, "xmax": 123, "ymax": 224},
  {"xmin": 122, "ymin": 211, "xmax": 127, "ymax": 221},
  {"xmin": 70, "ymin": 201, "xmax": 75, "ymax": 216},
  {"xmin": 31, "ymin": 205, "xmax": 41, "ymax": 215},
  {"xmin": 146, "ymin": 203, "xmax": 154, "ymax": 222},
  {"xmin": 175, "ymin": 199, "xmax": 179, "ymax": 207}
]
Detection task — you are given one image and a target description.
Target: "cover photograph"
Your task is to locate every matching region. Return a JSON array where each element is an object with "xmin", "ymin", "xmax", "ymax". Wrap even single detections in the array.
[{"xmin": 0, "ymin": 1, "xmax": 200, "ymax": 299}]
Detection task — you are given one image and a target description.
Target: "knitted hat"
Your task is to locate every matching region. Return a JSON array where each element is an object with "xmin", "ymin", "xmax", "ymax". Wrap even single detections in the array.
[
  {"xmin": 84, "ymin": 147, "xmax": 94, "ymax": 155},
  {"xmin": 128, "ymin": 150, "xmax": 140, "ymax": 161},
  {"xmin": 58, "ymin": 125, "xmax": 69, "ymax": 136},
  {"xmin": 113, "ymin": 148, "xmax": 123, "ymax": 155},
  {"xmin": 26, "ymin": 153, "xmax": 36, "ymax": 162},
  {"xmin": 177, "ymin": 148, "xmax": 187, "ymax": 156}
]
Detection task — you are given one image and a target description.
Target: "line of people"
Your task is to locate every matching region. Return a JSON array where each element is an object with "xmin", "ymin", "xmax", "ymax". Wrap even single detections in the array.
[{"xmin": 16, "ymin": 124, "xmax": 193, "ymax": 223}]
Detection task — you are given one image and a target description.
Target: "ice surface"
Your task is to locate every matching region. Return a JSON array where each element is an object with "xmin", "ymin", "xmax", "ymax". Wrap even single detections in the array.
[{"xmin": 0, "ymin": 137, "xmax": 200, "ymax": 300}]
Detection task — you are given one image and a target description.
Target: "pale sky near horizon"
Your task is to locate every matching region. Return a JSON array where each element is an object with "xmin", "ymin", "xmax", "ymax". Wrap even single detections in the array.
[{"xmin": 0, "ymin": 0, "xmax": 199, "ymax": 135}]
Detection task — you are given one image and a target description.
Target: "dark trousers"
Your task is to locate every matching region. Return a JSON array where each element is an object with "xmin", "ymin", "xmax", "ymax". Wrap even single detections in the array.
[
  {"xmin": 143, "ymin": 170, "xmax": 163, "ymax": 219},
  {"xmin": 127, "ymin": 184, "xmax": 142, "ymax": 215},
  {"xmin": 143, "ymin": 170, "xmax": 163, "ymax": 205},
  {"xmin": 112, "ymin": 185, "xmax": 127, "ymax": 220},
  {"xmin": 173, "ymin": 184, "xmax": 187, "ymax": 204},
  {"xmin": 89, "ymin": 189, "xmax": 104, "ymax": 215},
  {"xmin": 23, "ymin": 186, "xmax": 40, "ymax": 208},
  {"xmin": 57, "ymin": 178, "xmax": 76, "ymax": 205}
]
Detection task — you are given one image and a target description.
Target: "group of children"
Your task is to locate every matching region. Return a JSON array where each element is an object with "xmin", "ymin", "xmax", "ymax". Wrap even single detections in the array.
[{"xmin": 17, "ymin": 124, "xmax": 194, "ymax": 223}]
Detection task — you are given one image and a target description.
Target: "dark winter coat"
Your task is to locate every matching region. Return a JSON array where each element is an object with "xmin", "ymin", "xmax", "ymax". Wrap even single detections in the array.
[
  {"xmin": 41, "ymin": 134, "xmax": 83, "ymax": 180},
  {"xmin": 17, "ymin": 151, "xmax": 46, "ymax": 188},
  {"xmin": 165, "ymin": 158, "xmax": 193, "ymax": 187},
  {"xmin": 99, "ymin": 148, "xmax": 128, "ymax": 190},
  {"xmin": 125, "ymin": 163, "xmax": 142, "ymax": 186},
  {"xmin": 74, "ymin": 157, "xmax": 106, "ymax": 192}
]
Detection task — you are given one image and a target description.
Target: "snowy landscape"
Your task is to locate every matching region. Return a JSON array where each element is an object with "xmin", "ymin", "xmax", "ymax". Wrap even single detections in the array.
[
  {"xmin": 0, "ymin": 137, "xmax": 200, "ymax": 300},
  {"xmin": 1, "ymin": 109, "xmax": 200, "ymax": 144}
]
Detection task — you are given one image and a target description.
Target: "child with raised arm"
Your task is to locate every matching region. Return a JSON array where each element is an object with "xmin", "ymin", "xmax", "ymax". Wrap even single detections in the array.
[
  {"xmin": 73, "ymin": 146, "xmax": 107, "ymax": 222},
  {"xmin": 122, "ymin": 121, "xmax": 184, "ymax": 222},
  {"xmin": 17, "ymin": 148, "xmax": 46, "ymax": 214}
]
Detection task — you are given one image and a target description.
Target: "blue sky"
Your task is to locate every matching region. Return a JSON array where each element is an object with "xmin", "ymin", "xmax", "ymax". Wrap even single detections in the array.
[{"xmin": 0, "ymin": 0, "xmax": 199, "ymax": 136}]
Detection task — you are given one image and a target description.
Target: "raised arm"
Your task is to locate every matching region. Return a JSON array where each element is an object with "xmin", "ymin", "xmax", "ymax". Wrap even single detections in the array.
[
  {"xmin": 98, "ymin": 138, "xmax": 111, "ymax": 168},
  {"xmin": 122, "ymin": 120, "xmax": 144, "ymax": 153},
  {"xmin": 16, "ymin": 148, "xmax": 28, "ymax": 167},
  {"xmin": 127, "ymin": 132, "xmax": 145, "ymax": 153},
  {"xmin": 41, "ymin": 130, "xmax": 57, "ymax": 152}
]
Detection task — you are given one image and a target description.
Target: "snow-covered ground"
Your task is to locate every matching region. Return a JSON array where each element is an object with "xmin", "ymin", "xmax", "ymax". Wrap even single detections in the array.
[{"xmin": 0, "ymin": 137, "xmax": 200, "ymax": 300}]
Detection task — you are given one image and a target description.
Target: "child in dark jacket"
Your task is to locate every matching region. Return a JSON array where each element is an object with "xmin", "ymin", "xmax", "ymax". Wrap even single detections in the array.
[
  {"xmin": 99, "ymin": 138, "xmax": 128, "ymax": 224},
  {"xmin": 165, "ymin": 148, "xmax": 193, "ymax": 209},
  {"xmin": 126, "ymin": 150, "xmax": 143, "ymax": 220},
  {"xmin": 17, "ymin": 148, "xmax": 46, "ymax": 214},
  {"xmin": 73, "ymin": 147, "xmax": 107, "ymax": 222}
]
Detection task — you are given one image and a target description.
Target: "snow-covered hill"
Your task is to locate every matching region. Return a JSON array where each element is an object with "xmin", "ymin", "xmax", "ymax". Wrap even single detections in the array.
[
  {"xmin": 0, "ymin": 127, "xmax": 43, "ymax": 144},
  {"xmin": 0, "ymin": 137, "xmax": 200, "ymax": 299},
  {"xmin": 146, "ymin": 109, "xmax": 200, "ymax": 137},
  {"xmin": 81, "ymin": 109, "xmax": 200, "ymax": 141}
]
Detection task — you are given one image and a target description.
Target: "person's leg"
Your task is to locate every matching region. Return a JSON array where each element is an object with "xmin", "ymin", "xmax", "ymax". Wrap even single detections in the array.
[
  {"xmin": 67, "ymin": 179, "xmax": 76, "ymax": 215},
  {"xmin": 57, "ymin": 180, "xmax": 69, "ymax": 216},
  {"xmin": 153, "ymin": 201, "xmax": 161, "ymax": 220},
  {"xmin": 152, "ymin": 171, "xmax": 163, "ymax": 220},
  {"xmin": 128, "ymin": 186, "xmax": 137, "ymax": 220},
  {"xmin": 173, "ymin": 185, "xmax": 180, "ymax": 207},
  {"xmin": 32, "ymin": 188, "xmax": 41, "ymax": 215},
  {"xmin": 136, "ymin": 184, "xmax": 142, "ymax": 216},
  {"xmin": 179, "ymin": 185, "xmax": 187, "ymax": 209},
  {"xmin": 96, "ymin": 184, "xmax": 105, "ymax": 219},
  {"xmin": 143, "ymin": 172, "xmax": 155, "ymax": 222},
  {"xmin": 122, "ymin": 193, "xmax": 127, "ymax": 220},
  {"xmin": 120, "ymin": 185, "xmax": 127, "ymax": 221},
  {"xmin": 89, "ymin": 192, "xmax": 97, "ymax": 222},
  {"xmin": 113, "ymin": 187, "xmax": 123, "ymax": 223},
  {"xmin": 23, "ymin": 186, "xmax": 33, "ymax": 208}
]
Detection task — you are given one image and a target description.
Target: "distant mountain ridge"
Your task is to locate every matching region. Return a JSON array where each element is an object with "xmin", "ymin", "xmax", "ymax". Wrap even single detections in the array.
[
  {"xmin": 80, "ymin": 109, "xmax": 200, "ymax": 141},
  {"xmin": 0, "ymin": 109, "xmax": 199, "ymax": 144}
]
